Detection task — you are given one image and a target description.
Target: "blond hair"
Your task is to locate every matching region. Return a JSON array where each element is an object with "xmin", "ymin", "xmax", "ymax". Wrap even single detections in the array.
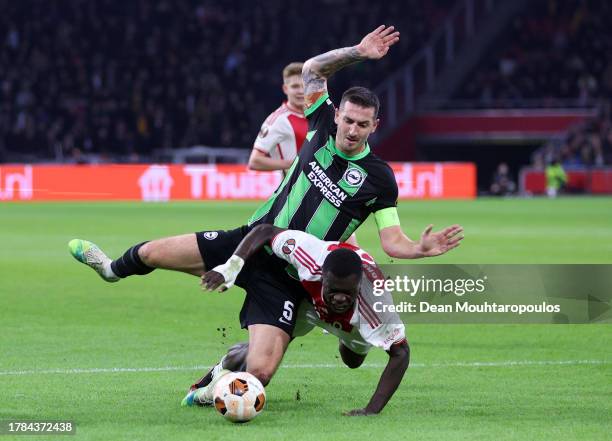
[{"xmin": 282, "ymin": 62, "xmax": 304, "ymax": 81}]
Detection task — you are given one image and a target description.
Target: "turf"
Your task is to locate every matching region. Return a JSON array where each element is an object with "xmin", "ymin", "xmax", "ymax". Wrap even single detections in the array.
[{"xmin": 0, "ymin": 198, "xmax": 611, "ymax": 440}]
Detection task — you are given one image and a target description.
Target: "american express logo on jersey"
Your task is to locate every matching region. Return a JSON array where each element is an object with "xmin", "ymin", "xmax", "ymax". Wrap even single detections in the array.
[{"xmin": 307, "ymin": 161, "xmax": 348, "ymax": 207}]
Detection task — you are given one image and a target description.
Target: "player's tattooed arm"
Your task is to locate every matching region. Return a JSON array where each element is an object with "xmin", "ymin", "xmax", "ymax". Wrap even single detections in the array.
[{"xmin": 303, "ymin": 25, "xmax": 400, "ymax": 107}]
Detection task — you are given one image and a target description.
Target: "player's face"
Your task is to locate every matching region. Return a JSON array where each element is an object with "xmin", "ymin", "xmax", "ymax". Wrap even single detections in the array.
[
  {"xmin": 334, "ymin": 102, "xmax": 379, "ymax": 155},
  {"xmin": 283, "ymin": 75, "xmax": 305, "ymax": 111},
  {"xmin": 322, "ymin": 273, "xmax": 361, "ymax": 314}
]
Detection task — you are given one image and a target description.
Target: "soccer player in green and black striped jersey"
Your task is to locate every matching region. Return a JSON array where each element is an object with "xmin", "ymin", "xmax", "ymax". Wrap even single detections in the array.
[
  {"xmin": 247, "ymin": 86, "xmax": 398, "ymax": 242},
  {"xmin": 249, "ymin": 25, "xmax": 462, "ymax": 259},
  {"xmin": 68, "ymin": 26, "xmax": 463, "ymax": 405},
  {"xmin": 70, "ymin": 25, "xmax": 462, "ymax": 285}
]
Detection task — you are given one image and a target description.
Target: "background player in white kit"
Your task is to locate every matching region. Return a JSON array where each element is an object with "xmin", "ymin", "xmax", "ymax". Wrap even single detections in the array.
[
  {"xmin": 248, "ymin": 62, "xmax": 307, "ymax": 172},
  {"xmin": 184, "ymin": 222, "xmax": 462, "ymax": 415}
]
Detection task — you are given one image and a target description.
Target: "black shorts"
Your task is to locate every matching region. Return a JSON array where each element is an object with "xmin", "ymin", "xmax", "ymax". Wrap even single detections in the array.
[
  {"xmin": 237, "ymin": 260, "xmax": 306, "ymax": 336},
  {"xmin": 195, "ymin": 226, "xmax": 306, "ymax": 335},
  {"xmin": 196, "ymin": 225, "xmax": 251, "ymax": 273}
]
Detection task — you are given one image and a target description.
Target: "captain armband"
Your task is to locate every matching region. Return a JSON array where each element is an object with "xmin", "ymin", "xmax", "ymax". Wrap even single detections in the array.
[{"xmin": 374, "ymin": 207, "xmax": 400, "ymax": 231}]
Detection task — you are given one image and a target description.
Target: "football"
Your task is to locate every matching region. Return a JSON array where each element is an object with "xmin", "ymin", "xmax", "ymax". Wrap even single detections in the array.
[{"xmin": 213, "ymin": 372, "xmax": 266, "ymax": 423}]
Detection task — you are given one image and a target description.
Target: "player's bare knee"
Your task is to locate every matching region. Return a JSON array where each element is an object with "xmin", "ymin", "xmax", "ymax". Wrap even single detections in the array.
[
  {"xmin": 345, "ymin": 358, "xmax": 364, "ymax": 369},
  {"xmin": 137, "ymin": 241, "xmax": 157, "ymax": 266},
  {"xmin": 342, "ymin": 355, "xmax": 365, "ymax": 369},
  {"xmin": 339, "ymin": 343, "xmax": 366, "ymax": 369}
]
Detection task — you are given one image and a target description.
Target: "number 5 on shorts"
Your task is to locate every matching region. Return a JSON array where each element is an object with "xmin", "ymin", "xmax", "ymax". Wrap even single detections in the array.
[{"xmin": 280, "ymin": 301, "xmax": 294, "ymax": 324}]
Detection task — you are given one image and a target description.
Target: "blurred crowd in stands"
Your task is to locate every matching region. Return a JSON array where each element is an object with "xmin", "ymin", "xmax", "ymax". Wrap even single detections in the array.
[
  {"xmin": 461, "ymin": 0, "xmax": 612, "ymax": 195},
  {"xmin": 458, "ymin": 0, "xmax": 612, "ymax": 107},
  {"xmin": 491, "ymin": 102, "xmax": 612, "ymax": 196},
  {"xmin": 532, "ymin": 101, "xmax": 612, "ymax": 169},
  {"xmin": 0, "ymin": 0, "xmax": 452, "ymax": 162}
]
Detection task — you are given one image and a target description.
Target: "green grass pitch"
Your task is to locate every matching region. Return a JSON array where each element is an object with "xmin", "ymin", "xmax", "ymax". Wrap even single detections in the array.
[{"xmin": 0, "ymin": 198, "xmax": 611, "ymax": 440}]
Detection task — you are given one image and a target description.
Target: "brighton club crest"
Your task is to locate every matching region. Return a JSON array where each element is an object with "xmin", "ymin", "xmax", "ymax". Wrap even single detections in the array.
[{"xmin": 343, "ymin": 167, "xmax": 366, "ymax": 187}]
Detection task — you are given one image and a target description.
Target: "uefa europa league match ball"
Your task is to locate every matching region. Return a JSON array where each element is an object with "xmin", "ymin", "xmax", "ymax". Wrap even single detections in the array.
[{"xmin": 213, "ymin": 372, "xmax": 266, "ymax": 423}]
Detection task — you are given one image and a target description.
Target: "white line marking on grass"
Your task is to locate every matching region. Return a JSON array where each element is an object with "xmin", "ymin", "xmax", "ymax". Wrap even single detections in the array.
[{"xmin": 0, "ymin": 360, "xmax": 608, "ymax": 376}]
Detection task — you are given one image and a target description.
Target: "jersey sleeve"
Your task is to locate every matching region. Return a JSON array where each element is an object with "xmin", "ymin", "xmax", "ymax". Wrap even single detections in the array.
[
  {"xmin": 370, "ymin": 163, "xmax": 399, "ymax": 214},
  {"xmin": 253, "ymin": 117, "xmax": 289, "ymax": 155},
  {"xmin": 359, "ymin": 321, "xmax": 406, "ymax": 351},
  {"xmin": 356, "ymin": 298, "xmax": 406, "ymax": 351},
  {"xmin": 271, "ymin": 229, "xmax": 328, "ymax": 276},
  {"xmin": 304, "ymin": 93, "xmax": 335, "ymax": 133},
  {"xmin": 354, "ymin": 262, "xmax": 406, "ymax": 351}
]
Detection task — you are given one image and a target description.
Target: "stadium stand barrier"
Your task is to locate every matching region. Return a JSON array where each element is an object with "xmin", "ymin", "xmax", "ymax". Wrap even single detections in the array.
[{"xmin": 153, "ymin": 145, "xmax": 250, "ymax": 164}]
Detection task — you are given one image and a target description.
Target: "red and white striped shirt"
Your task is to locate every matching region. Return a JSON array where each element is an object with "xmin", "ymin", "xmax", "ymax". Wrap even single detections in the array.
[
  {"xmin": 271, "ymin": 230, "xmax": 406, "ymax": 352},
  {"xmin": 253, "ymin": 102, "xmax": 307, "ymax": 161}
]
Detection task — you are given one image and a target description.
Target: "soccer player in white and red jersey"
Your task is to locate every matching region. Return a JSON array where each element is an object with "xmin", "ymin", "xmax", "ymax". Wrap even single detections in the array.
[
  {"xmin": 184, "ymin": 223, "xmax": 461, "ymax": 415},
  {"xmin": 247, "ymin": 62, "xmax": 308, "ymax": 172}
]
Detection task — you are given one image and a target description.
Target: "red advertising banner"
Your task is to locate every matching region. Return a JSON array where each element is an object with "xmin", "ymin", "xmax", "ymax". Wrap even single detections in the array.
[
  {"xmin": 0, "ymin": 163, "xmax": 476, "ymax": 202},
  {"xmin": 520, "ymin": 168, "xmax": 612, "ymax": 194}
]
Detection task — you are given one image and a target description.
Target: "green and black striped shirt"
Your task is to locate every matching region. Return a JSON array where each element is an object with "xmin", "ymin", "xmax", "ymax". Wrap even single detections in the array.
[{"xmin": 249, "ymin": 93, "xmax": 398, "ymax": 241}]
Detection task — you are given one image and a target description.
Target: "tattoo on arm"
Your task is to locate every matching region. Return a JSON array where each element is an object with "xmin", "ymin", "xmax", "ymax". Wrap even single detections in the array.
[
  {"xmin": 303, "ymin": 46, "xmax": 366, "ymax": 106},
  {"xmin": 302, "ymin": 72, "xmax": 326, "ymax": 100},
  {"xmin": 310, "ymin": 46, "xmax": 365, "ymax": 78}
]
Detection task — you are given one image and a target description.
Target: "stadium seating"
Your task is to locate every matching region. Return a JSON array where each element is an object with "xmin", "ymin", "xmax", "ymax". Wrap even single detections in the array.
[
  {"xmin": 448, "ymin": 0, "xmax": 612, "ymax": 184},
  {"xmin": 455, "ymin": 0, "xmax": 612, "ymax": 107},
  {"xmin": 531, "ymin": 102, "xmax": 612, "ymax": 169},
  {"xmin": 0, "ymin": 0, "xmax": 454, "ymax": 162}
]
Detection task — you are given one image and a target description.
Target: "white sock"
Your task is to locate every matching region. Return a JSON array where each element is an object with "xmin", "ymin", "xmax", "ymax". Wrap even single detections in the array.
[
  {"xmin": 102, "ymin": 260, "xmax": 119, "ymax": 281},
  {"xmin": 213, "ymin": 356, "xmax": 230, "ymax": 378}
]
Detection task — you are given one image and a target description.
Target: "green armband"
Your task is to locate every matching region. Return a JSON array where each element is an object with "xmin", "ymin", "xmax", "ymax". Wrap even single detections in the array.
[{"xmin": 374, "ymin": 207, "xmax": 400, "ymax": 231}]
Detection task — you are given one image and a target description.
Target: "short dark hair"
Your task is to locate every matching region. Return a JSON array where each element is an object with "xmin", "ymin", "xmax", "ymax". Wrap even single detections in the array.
[
  {"xmin": 339, "ymin": 86, "xmax": 380, "ymax": 119},
  {"xmin": 322, "ymin": 248, "xmax": 363, "ymax": 279}
]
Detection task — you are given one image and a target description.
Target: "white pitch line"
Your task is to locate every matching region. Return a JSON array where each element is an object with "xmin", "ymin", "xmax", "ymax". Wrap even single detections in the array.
[{"xmin": 0, "ymin": 360, "xmax": 608, "ymax": 377}]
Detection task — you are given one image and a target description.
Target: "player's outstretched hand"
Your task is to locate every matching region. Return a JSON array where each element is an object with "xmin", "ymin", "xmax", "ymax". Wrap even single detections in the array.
[
  {"xmin": 418, "ymin": 224, "xmax": 464, "ymax": 257},
  {"xmin": 343, "ymin": 408, "xmax": 376, "ymax": 416},
  {"xmin": 356, "ymin": 25, "xmax": 400, "ymax": 60},
  {"xmin": 201, "ymin": 270, "xmax": 229, "ymax": 292}
]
